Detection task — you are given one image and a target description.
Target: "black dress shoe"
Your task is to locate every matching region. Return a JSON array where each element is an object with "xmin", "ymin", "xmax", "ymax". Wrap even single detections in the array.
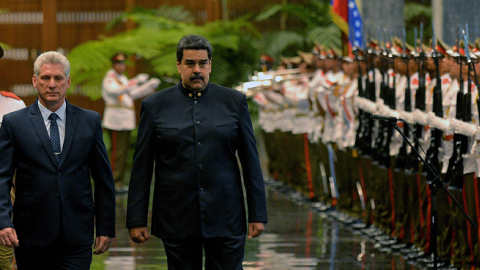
[
  {"xmin": 406, "ymin": 250, "xmax": 426, "ymax": 260},
  {"xmin": 360, "ymin": 227, "xmax": 374, "ymax": 234},
  {"xmin": 314, "ymin": 202, "xmax": 334, "ymax": 212},
  {"xmin": 378, "ymin": 238, "xmax": 397, "ymax": 246},
  {"xmin": 351, "ymin": 222, "xmax": 367, "ymax": 230},
  {"xmin": 391, "ymin": 242, "xmax": 409, "ymax": 250},
  {"xmin": 416, "ymin": 253, "xmax": 435, "ymax": 264},
  {"xmin": 338, "ymin": 215, "xmax": 356, "ymax": 224},
  {"xmin": 438, "ymin": 264, "xmax": 460, "ymax": 270},
  {"xmin": 374, "ymin": 234, "xmax": 391, "ymax": 242},
  {"xmin": 400, "ymin": 245, "xmax": 421, "ymax": 255},
  {"xmin": 424, "ymin": 261, "xmax": 446, "ymax": 269}
]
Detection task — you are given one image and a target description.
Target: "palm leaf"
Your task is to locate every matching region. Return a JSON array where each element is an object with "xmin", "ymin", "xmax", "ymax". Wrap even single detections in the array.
[
  {"xmin": 68, "ymin": 6, "xmax": 261, "ymax": 99},
  {"xmin": 404, "ymin": 2, "xmax": 431, "ymax": 22},
  {"xmin": 255, "ymin": 4, "xmax": 283, "ymax": 21},
  {"xmin": 307, "ymin": 24, "xmax": 341, "ymax": 48},
  {"xmin": 0, "ymin": 42, "xmax": 12, "ymax": 50},
  {"xmin": 256, "ymin": 1, "xmax": 331, "ymax": 28},
  {"xmin": 105, "ymin": 5, "xmax": 189, "ymax": 31},
  {"xmin": 256, "ymin": 31, "xmax": 305, "ymax": 58},
  {"xmin": 152, "ymin": 5, "xmax": 194, "ymax": 23}
]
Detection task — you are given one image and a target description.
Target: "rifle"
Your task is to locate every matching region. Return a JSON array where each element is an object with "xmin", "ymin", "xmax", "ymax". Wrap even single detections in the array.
[
  {"xmin": 395, "ymin": 28, "xmax": 412, "ymax": 170},
  {"xmin": 361, "ymin": 38, "xmax": 377, "ymax": 157},
  {"xmin": 406, "ymin": 25, "xmax": 426, "ymax": 172},
  {"xmin": 378, "ymin": 30, "xmax": 396, "ymax": 168},
  {"xmin": 446, "ymin": 26, "xmax": 468, "ymax": 189},
  {"xmin": 373, "ymin": 29, "xmax": 389, "ymax": 164},
  {"xmin": 424, "ymin": 24, "xmax": 443, "ymax": 182},
  {"xmin": 353, "ymin": 46, "xmax": 366, "ymax": 150}
]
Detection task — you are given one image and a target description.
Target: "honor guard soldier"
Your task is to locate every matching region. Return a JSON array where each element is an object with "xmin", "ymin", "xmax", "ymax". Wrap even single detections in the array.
[
  {"xmin": 310, "ymin": 45, "xmax": 335, "ymax": 209},
  {"xmin": 0, "ymin": 90, "xmax": 25, "ymax": 270},
  {"xmin": 0, "ymin": 91, "xmax": 25, "ymax": 128},
  {"xmin": 102, "ymin": 53, "xmax": 160, "ymax": 194},
  {"xmin": 0, "ymin": 43, "xmax": 25, "ymax": 270},
  {"xmin": 470, "ymin": 38, "xmax": 480, "ymax": 269}
]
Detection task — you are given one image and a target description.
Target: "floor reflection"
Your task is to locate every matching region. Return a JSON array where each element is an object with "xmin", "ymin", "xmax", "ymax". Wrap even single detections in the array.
[{"xmin": 91, "ymin": 185, "xmax": 423, "ymax": 270}]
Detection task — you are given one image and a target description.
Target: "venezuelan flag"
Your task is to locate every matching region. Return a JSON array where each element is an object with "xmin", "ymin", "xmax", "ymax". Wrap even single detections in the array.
[{"xmin": 330, "ymin": 0, "xmax": 364, "ymax": 48}]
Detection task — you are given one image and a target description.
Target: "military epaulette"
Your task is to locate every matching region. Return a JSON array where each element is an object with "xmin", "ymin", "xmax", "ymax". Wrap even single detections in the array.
[
  {"xmin": 0, "ymin": 91, "xmax": 21, "ymax": 101},
  {"xmin": 442, "ymin": 77, "xmax": 451, "ymax": 86},
  {"xmin": 411, "ymin": 77, "xmax": 419, "ymax": 87}
]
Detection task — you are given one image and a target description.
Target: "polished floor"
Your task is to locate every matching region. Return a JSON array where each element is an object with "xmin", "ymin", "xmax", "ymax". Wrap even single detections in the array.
[{"xmin": 89, "ymin": 181, "xmax": 425, "ymax": 270}]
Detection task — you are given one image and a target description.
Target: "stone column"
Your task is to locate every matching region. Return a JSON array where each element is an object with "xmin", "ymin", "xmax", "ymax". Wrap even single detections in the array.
[
  {"xmin": 361, "ymin": 0, "xmax": 405, "ymax": 41},
  {"xmin": 436, "ymin": 0, "xmax": 480, "ymax": 45}
]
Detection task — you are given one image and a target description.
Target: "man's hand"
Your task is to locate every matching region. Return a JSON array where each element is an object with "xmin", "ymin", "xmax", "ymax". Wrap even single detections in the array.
[
  {"xmin": 0, "ymin": 227, "xmax": 19, "ymax": 248},
  {"xmin": 93, "ymin": 236, "xmax": 113, "ymax": 255},
  {"xmin": 248, "ymin": 222, "xmax": 265, "ymax": 239},
  {"xmin": 129, "ymin": 226, "xmax": 150, "ymax": 244}
]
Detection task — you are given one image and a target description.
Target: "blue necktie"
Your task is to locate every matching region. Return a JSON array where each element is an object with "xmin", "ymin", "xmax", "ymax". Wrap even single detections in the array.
[{"xmin": 49, "ymin": 113, "xmax": 61, "ymax": 163}]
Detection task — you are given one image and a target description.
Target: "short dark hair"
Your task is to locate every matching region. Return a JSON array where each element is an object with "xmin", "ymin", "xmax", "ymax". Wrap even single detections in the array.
[{"xmin": 176, "ymin": 35, "xmax": 213, "ymax": 62}]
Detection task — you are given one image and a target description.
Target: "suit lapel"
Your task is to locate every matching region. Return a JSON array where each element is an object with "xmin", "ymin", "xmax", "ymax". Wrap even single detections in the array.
[
  {"xmin": 29, "ymin": 102, "xmax": 58, "ymax": 165},
  {"xmin": 58, "ymin": 101, "xmax": 77, "ymax": 168}
]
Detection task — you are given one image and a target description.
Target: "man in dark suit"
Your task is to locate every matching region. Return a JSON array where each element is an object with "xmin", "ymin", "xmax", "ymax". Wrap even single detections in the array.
[
  {"xmin": 0, "ymin": 51, "xmax": 116, "ymax": 269},
  {"xmin": 127, "ymin": 34, "xmax": 268, "ymax": 269}
]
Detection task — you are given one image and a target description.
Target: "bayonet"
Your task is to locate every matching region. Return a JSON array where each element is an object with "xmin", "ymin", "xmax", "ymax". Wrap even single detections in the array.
[
  {"xmin": 414, "ymin": 27, "xmax": 418, "ymax": 55},
  {"xmin": 425, "ymin": 21, "xmax": 443, "ymax": 184},
  {"xmin": 420, "ymin": 22, "xmax": 424, "ymax": 52}
]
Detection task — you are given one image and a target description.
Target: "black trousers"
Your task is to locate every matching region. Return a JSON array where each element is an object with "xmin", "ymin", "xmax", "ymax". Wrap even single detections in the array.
[
  {"xmin": 14, "ymin": 228, "xmax": 92, "ymax": 270},
  {"xmin": 162, "ymin": 235, "xmax": 246, "ymax": 270}
]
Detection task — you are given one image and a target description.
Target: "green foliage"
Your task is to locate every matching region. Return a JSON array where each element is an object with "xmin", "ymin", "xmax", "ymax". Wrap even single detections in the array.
[
  {"xmin": 255, "ymin": 4, "xmax": 283, "ymax": 22},
  {"xmin": 105, "ymin": 5, "xmax": 192, "ymax": 31},
  {"xmin": 67, "ymin": 5, "xmax": 261, "ymax": 100},
  {"xmin": 256, "ymin": 31, "xmax": 305, "ymax": 57},
  {"xmin": 404, "ymin": 2, "xmax": 432, "ymax": 46},
  {"xmin": 404, "ymin": 2, "xmax": 432, "ymax": 22},
  {"xmin": 255, "ymin": 0, "xmax": 334, "ymax": 59},
  {"xmin": 256, "ymin": 1, "xmax": 330, "ymax": 29},
  {"xmin": 307, "ymin": 24, "xmax": 341, "ymax": 49},
  {"xmin": 0, "ymin": 42, "xmax": 12, "ymax": 50}
]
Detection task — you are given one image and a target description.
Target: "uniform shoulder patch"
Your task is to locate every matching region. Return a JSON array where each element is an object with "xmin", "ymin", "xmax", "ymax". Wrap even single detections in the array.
[{"xmin": 0, "ymin": 91, "xmax": 21, "ymax": 101}]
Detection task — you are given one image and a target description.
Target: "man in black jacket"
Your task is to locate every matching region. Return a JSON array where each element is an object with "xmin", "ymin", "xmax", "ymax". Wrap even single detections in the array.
[{"xmin": 126, "ymin": 35, "xmax": 268, "ymax": 269}]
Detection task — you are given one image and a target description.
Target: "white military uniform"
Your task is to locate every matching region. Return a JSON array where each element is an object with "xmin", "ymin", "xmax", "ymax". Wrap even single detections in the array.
[
  {"xmin": 0, "ymin": 91, "xmax": 25, "ymax": 128},
  {"xmin": 102, "ymin": 69, "xmax": 159, "ymax": 130},
  {"xmin": 101, "ymin": 68, "xmax": 159, "ymax": 189},
  {"xmin": 0, "ymin": 90, "xmax": 24, "ymax": 269}
]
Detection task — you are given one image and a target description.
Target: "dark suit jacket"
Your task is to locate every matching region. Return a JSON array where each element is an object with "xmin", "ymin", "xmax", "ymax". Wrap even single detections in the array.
[
  {"xmin": 126, "ymin": 82, "xmax": 268, "ymax": 239},
  {"xmin": 0, "ymin": 100, "xmax": 116, "ymax": 246}
]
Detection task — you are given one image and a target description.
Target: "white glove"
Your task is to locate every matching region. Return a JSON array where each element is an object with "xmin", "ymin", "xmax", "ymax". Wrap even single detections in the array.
[
  {"xmin": 476, "ymin": 126, "xmax": 480, "ymax": 140},
  {"xmin": 446, "ymin": 118, "xmax": 458, "ymax": 135},
  {"xmin": 400, "ymin": 111, "xmax": 415, "ymax": 124},
  {"xmin": 375, "ymin": 99, "xmax": 385, "ymax": 110},
  {"xmin": 451, "ymin": 118, "xmax": 476, "ymax": 136},
  {"xmin": 129, "ymin": 78, "xmax": 160, "ymax": 100},
  {"xmin": 147, "ymin": 78, "xmax": 161, "ymax": 89},
  {"xmin": 356, "ymin": 97, "xmax": 377, "ymax": 113},
  {"xmin": 354, "ymin": 97, "xmax": 367, "ymax": 110},
  {"xmin": 384, "ymin": 108, "xmax": 400, "ymax": 118},
  {"xmin": 133, "ymin": 73, "xmax": 150, "ymax": 84},
  {"xmin": 375, "ymin": 103, "xmax": 389, "ymax": 116},
  {"xmin": 413, "ymin": 109, "xmax": 428, "ymax": 126},
  {"xmin": 428, "ymin": 112, "xmax": 448, "ymax": 130}
]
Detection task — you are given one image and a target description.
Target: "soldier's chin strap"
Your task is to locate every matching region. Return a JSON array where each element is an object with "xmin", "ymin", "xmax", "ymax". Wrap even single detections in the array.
[{"xmin": 387, "ymin": 118, "xmax": 478, "ymax": 270}]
